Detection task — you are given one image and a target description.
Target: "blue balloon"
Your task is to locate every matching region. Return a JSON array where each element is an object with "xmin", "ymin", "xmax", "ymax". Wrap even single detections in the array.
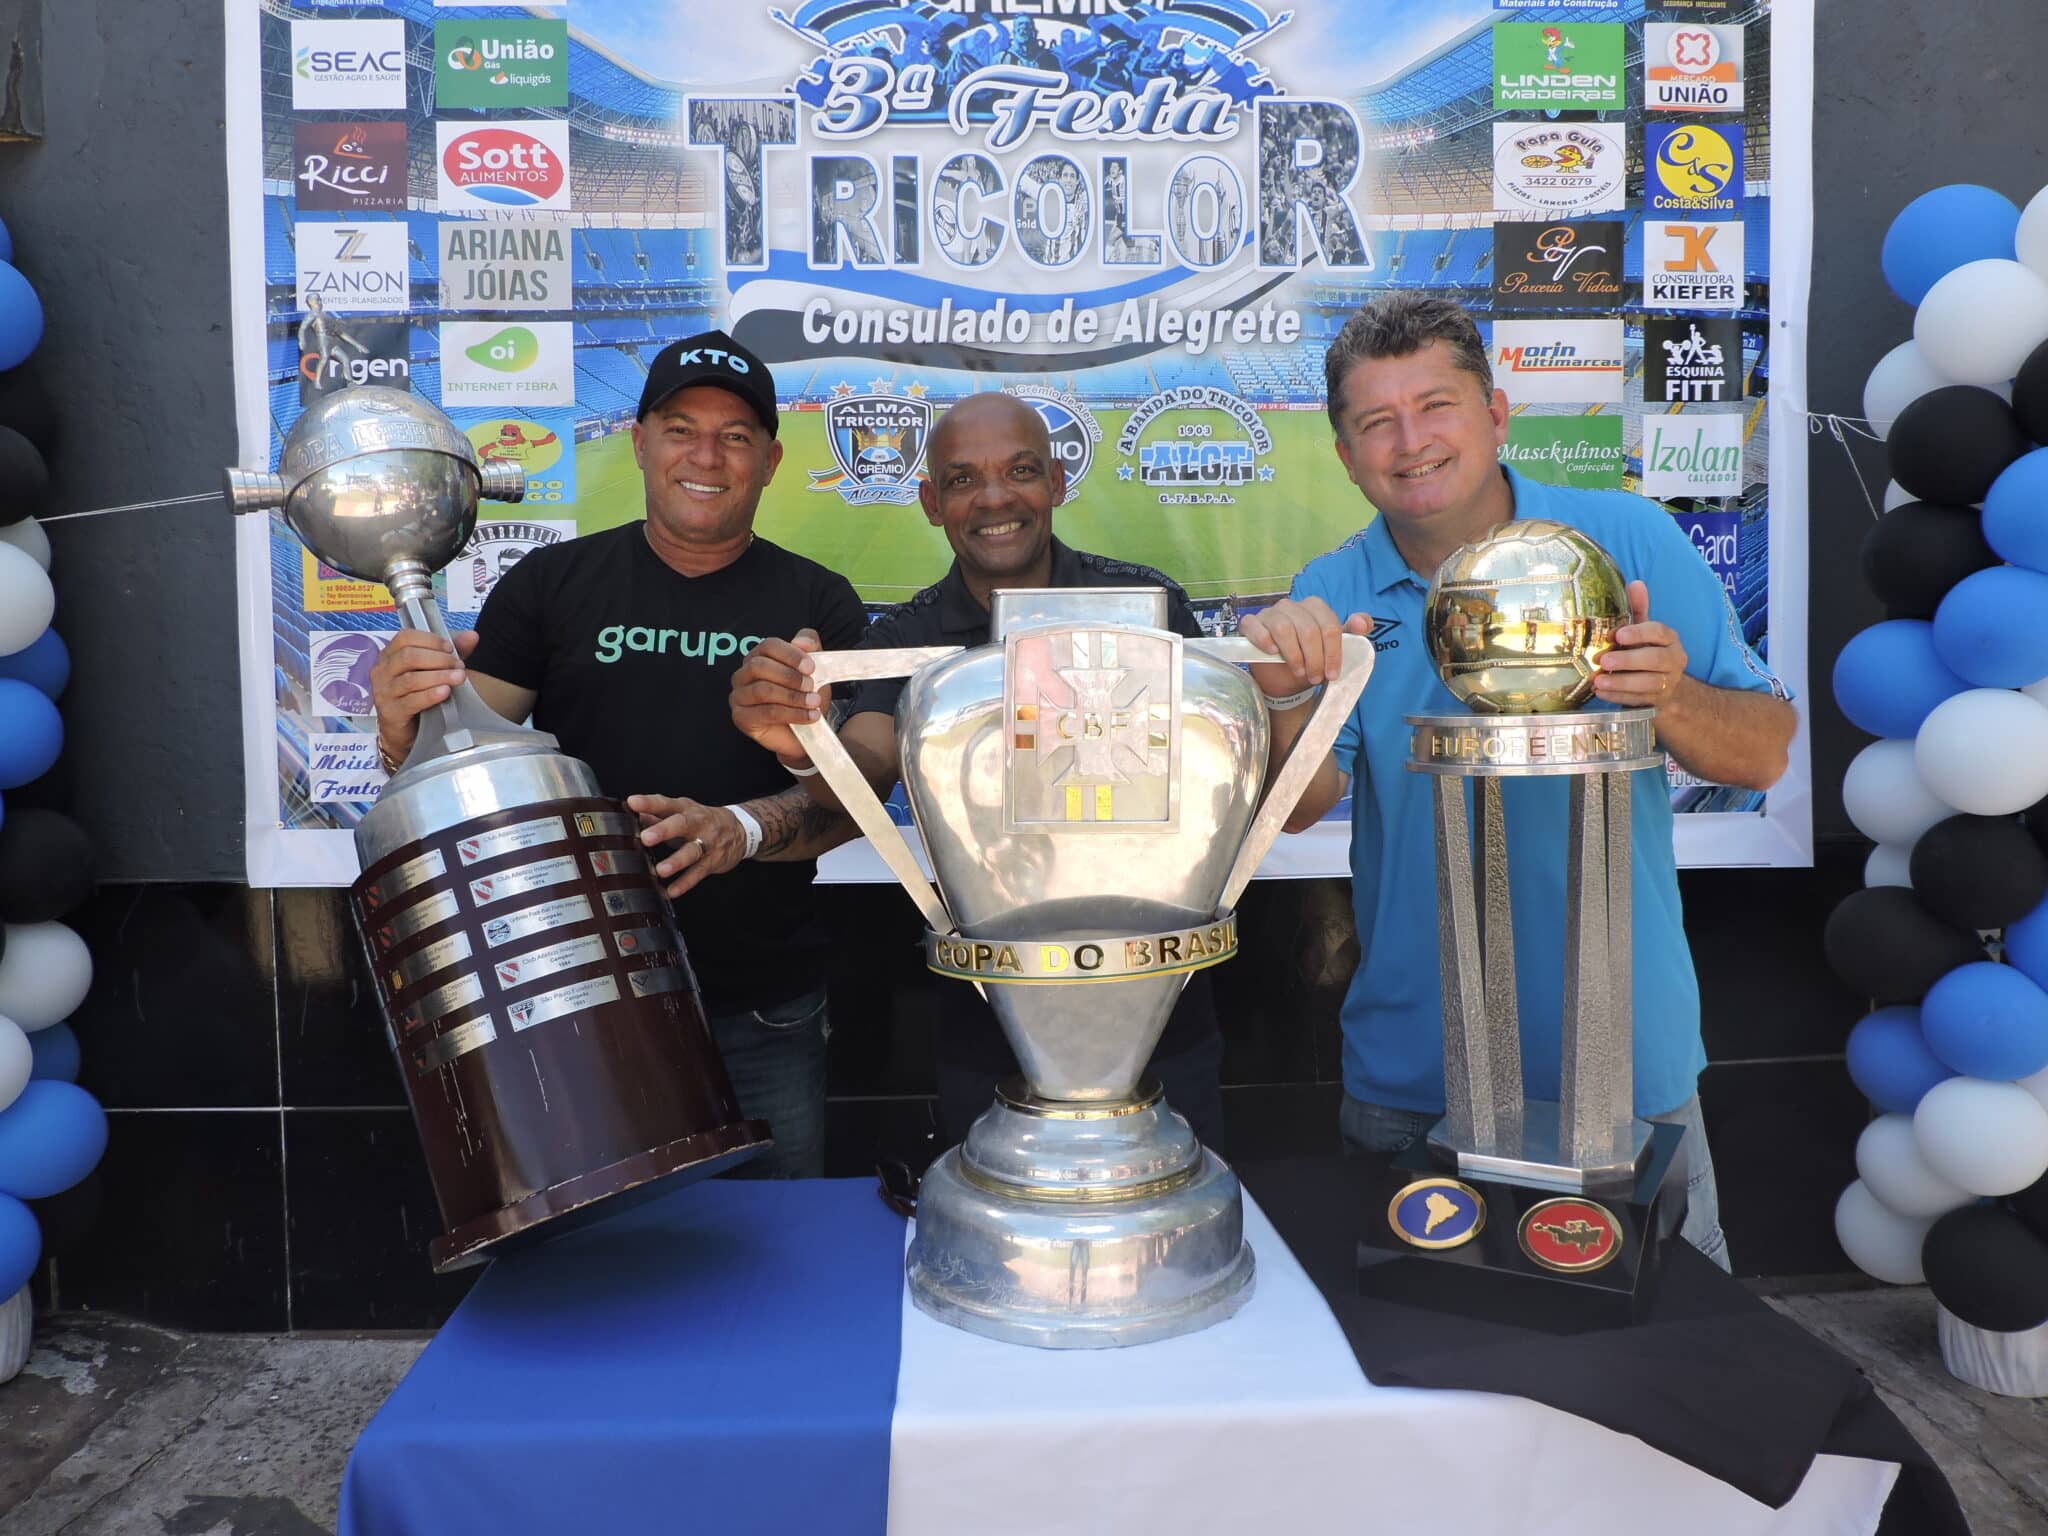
[
  {"xmin": 0, "ymin": 263, "xmax": 42, "ymax": 373},
  {"xmin": 0, "ymin": 216, "xmax": 15, "ymax": 264},
  {"xmin": 1881, "ymin": 184, "xmax": 2021, "ymax": 306},
  {"xmin": 2008, "ymin": 891, "xmax": 2048, "ymax": 990},
  {"xmin": 0, "ymin": 677, "xmax": 59, "ymax": 788},
  {"xmin": 1922, "ymin": 961, "xmax": 2048, "ymax": 1080},
  {"xmin": 26, "ymin": 1022, "xmax": 78, "ymax": 1083},
  {"xmin": 1934, "ymin": 566, "xmax": 2048, "ymax": 688},
  {"xmin": 0, "ymin": 1080, "xmax": 106, "ymax": 1199},
  {"xmin": 1983, "ymin": 449, "xmax": 2048, "ymax": 574},
  {"xmin": 1831, "ymin": 619, "xmax": 1970, "ymax": 739},
  {"xmin": 0, "ymin": 1191, "xmax": 36, "ymax": 1296},
  {"xmin": 0, "ymin": 625, "xmax": 65, "ymax": 699},
  {"xmin": 1847, "ymin": 1005, "xmax": 1957, "ymax": 1114}
]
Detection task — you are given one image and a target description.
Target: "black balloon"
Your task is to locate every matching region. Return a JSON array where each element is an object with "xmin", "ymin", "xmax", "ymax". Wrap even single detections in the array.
[
  {"xmin": 0, "ymin": 364, "xmax": 58, "ymax": 455},
  {"xmin": 1909, "ymin": 814, "xmax": 2048, "ymax": 931},
  {"xmin": 0, "ymin": 424, "xmax": 45, "ymax": 527},
  {"xmin": 0, "ymin": 808, "xmax": 95, "ymax": 921},
  {"xmin": 1823, "ymin": 887, "xmax": 1985, "ymax": 1003},
  {"xmin": 2013, "ymin": 1167, "xmax": 2048, "ymax": 1246},
  {"xmin": 1923, "ymin": 1205, "xmax": 2048, "ymax": 1333},
  {"xmin": 1860, "ymin": 500, "xmax": 1998, "ymax": 618},
  {"xmin": 1888, "ymin": 386, "xmax": 2032, "ymax": 506},
  {"xmin": 2016, "ymin": 337, "xmax": 2048, "ymax": 445}
]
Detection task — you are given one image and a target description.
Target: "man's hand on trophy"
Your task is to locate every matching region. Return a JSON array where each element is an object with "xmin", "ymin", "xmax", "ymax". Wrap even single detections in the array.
[
  {"xmin": 1593, "ymin": 580, "xmax": 1689, "ymax": 711},
  {"xmin": 370, "ymin": 628, "xmax": 479, "ymax": 756},
  {"xmin": 1237, "ymin": 597, "xmax": 1372, "ymax": 698},
  {"xmin": 730, "ymin": 629, "xmax": 833, "ymax": 765},
  {"xmin": 627, "ymin": 794, "xmax": 746, "ymax": 899}
]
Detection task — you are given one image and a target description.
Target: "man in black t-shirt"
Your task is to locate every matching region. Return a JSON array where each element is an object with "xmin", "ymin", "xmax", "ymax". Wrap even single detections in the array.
[
  {"xmin": 368, "ymin": 331, "xmax": 865, "ymax": 1177},
  {"xmin": 729, "ymin": 392, "xmax": 1227, "ymax": 1151}
]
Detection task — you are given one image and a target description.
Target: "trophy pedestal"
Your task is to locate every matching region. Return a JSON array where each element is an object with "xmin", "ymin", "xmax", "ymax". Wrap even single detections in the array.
[
  {"xmin": 906, "ymin": 1079, "xmax": 1256, "ymax": 1349},
  {"xmin": 1426, "ymin": 1097, "xmax": 1656, "ymax": 1191},
  {"xmin": 1355, "ymin": 1120, "xmax": 1686, "ymax": 1330}
]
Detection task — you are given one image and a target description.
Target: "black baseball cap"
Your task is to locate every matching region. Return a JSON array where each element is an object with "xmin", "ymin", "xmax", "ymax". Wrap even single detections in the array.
[{"xmin": 636, "ymin": 329, "xmax": 779, "ymax": 437}]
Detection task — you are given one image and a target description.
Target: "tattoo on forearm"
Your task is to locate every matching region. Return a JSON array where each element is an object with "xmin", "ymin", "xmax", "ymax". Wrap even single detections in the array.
[{"xmin": 754, "ymin": 786, "xmax": 848, "ymax": 856}]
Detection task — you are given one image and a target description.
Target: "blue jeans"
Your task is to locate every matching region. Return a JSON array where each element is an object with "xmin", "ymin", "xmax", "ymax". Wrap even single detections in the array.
[
  {"xmin": 708, "ymin": 988, "xmax": 829, "ymax": 1179},
  {"xmin": 1339, "ymin": 1091, "xmax": 1731, "ymax": 1272}
]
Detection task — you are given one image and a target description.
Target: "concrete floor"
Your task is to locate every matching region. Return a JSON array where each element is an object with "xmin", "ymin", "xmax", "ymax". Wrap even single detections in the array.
[{"xmin": 0, "ymin": 1290, "xmax": 2042, "ymax": 1535}]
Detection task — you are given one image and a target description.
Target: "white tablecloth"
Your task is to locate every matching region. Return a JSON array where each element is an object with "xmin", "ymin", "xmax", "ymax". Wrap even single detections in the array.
[{"xmin": 887, "ymin": 1195, "xmax": 1897, "ymax": 1536}]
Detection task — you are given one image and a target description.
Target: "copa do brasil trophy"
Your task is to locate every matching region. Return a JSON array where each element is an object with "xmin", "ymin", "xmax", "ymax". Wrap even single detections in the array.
[
  {"xmin": 225, "ymin": 387, "xmax": 769, "ymax": 1271},
  {"xmin": 1357, "ymin": 518, "xmax": 1686, "ymax": 1327},
  {"xmin": 791, "ymin": 589, "xmax": 1372, "ymax": 1347}
]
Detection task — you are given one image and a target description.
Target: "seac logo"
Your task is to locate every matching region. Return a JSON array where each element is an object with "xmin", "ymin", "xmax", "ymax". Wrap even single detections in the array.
[
  {"xmin": 1646, "ymin": 123, "xmax": 1743, "ymax": 218},
  {"xmin": 1492, "ymin": 219, "xmax": 1623, "ymax": 307},
  {"xmin": 434, "ymin": 20, "xmax": 569, "ymax": 109},
  {"xmin": 1644, "ymin": 23, "xmax": 1744, "ymax": 113},
  {"xmin": 297, "ymin": 312, "xmax": 413, "ymax": 402},
  {"xmin": 1007, "ymin": 383, "xmax": 1101, "ymax": 504},
  {"xmin": 436, "ymin": 122, "xmax": 572, "ymax": 212},
  {"xmin": 294, "ymin": 221, "xmax": 409, "ymax": 314},
  {"xmin": 809, "ymin": 383, "xmax": 933, "ymax": 506},
  {"xmin": 293, "ymin": 122, "xmax": 407, "ymax": 213},
  {"xmin": 290, "ymin": 20, "xmax": 406, "ymax": 110},
  {"xmin": 1644, "ymin": 220, "xmax": 1745, "ymax": 310}
]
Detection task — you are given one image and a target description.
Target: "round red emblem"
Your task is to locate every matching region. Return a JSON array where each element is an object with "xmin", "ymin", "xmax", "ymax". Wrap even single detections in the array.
[{"xmin": 1518, "ymin": 1197, "xmax": 1623, "ymax": 1273}]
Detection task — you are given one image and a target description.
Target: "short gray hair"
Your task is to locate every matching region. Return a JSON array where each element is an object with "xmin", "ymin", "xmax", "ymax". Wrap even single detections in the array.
[{"xmin": 1323, "ymin": 293, "xmax": 1493, "ymax": 434}]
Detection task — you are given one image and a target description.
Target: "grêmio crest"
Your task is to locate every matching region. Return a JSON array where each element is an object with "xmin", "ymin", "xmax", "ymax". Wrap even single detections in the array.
[{"xmin": 810, "ymin": 381, "xmax": 934, "ymax": 505}]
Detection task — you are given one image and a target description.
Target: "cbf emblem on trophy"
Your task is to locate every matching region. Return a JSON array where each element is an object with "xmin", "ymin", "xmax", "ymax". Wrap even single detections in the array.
[
  {"xmin": 810, "ymin": 388, "xmax": 933, "ymax": 505},
  {"xmin": 791, "ymin": 589, "xmax": 1372, "ymax": 1347}
]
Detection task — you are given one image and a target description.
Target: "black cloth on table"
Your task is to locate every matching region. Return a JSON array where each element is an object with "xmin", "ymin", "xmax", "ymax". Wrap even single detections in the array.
[{"xmin": 1237, "ymin": 1156, "xmax": 1965, "ymax": 1535}]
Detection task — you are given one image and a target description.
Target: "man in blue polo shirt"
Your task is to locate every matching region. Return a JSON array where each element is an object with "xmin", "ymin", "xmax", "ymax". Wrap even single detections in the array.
[{"xmin": 1240, "ymin": 294, "xmax": 1795, "ymax": 1267}]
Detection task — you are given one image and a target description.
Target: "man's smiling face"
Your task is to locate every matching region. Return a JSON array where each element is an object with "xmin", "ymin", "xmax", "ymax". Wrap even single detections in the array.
[
  {"xmin": 919, "ymin": 393, "xmax": 1066, "ymax": 585},
  {"xmin": 1330, "ymin": 339, "xmax": 1511, "ymax": 544},
  {"xmin": 632, "ymin": 384, "xmax": 782, "ymax": 548}
]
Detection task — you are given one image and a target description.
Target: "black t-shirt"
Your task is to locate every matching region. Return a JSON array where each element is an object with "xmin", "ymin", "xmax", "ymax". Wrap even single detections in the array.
[
  {"xmin": 466, "ymin": 523, "xmax": 866, "ymax": 1014},
  {"xmin": 845, "ymin": 538, "xmax": 1221, "ymax": 1071}
]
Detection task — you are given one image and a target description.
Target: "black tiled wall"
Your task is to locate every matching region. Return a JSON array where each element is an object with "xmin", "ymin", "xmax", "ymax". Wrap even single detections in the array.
[{"xmin": 33, "ymin": 851, "xmax": 1876, "ymax": 1332}]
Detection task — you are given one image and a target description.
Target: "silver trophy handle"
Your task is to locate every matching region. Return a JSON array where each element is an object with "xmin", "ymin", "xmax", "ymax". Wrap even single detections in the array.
[
  {"xmin": 1191, "ymin": 631, "xmax": 1375, "ymax": 913},
  {"xmin": 789, "ymin": 646, "xmax": 964, "ymax": 936}
]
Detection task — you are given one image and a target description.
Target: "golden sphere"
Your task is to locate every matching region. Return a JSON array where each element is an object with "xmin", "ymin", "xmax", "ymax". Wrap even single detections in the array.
[{"xmin": 1423, "ymin": 519, "xmax": 1629, "ymax": 714}]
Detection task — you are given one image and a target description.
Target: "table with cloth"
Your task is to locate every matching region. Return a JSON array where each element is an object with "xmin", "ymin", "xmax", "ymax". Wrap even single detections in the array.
[{"xmin": 339, "ymin": 1165, "xmax": 1960, "ymax": 1536}]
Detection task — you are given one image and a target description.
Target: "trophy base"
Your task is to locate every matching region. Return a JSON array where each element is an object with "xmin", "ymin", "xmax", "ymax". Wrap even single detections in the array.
[
  {"xmin": 906, "ymin": 1080, "xmax": 1255, "ymax": 1349},
  {"xmin": 1356, "ymin": 1121, "xmax": 1686, "ymax": 1331},
  {"xmin": 1425, "ymin": 1099, "xmax": 1655, "ymax": 1191}
]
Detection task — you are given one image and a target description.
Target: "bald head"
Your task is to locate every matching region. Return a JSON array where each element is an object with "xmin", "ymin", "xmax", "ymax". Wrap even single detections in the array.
[{"xmin": 927, "ymin": 391, "xmax": 1052, "ymax": 473}]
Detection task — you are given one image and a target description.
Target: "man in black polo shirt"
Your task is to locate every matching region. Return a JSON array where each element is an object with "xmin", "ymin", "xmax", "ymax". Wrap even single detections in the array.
[
  {"xmin": 368, "ymin": 331, "xmax": 865, "ymax": 1176},
  {"xmin": 729, "ymin": 391, "xmax": 1226, "ymax": 1149}
]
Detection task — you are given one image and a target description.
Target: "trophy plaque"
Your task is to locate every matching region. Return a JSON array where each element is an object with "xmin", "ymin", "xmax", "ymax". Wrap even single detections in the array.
[
  {"xmin": 226, "ymin": 387, "xmax": 768, "ymax": 1271},
  {"xmin": 1355, "ymin": 519, "xmax": 1686, "ymax": 1328},
  {"xmin": 792, "ymin": 589, "xmax": 1372, "ymax": 1347}
]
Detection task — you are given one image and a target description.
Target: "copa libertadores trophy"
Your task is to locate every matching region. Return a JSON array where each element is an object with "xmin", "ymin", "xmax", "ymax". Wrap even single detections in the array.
[
  {"xmin": 791, "ymin": 590, "xmax": 1372, "ymax": 1347},
  {"xmin": 225, "ymin": 387, "xmax": 768, "ymax": 1270},
  {"xmin": 1356, "ymin": 519, "xmax": 1686, "ymax": 1327}
]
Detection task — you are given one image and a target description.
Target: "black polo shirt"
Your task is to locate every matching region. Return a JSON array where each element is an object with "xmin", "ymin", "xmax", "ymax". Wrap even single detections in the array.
[{"xmin": 844, "ymin": 538, "xmax": 1221, "ymax": 1073}]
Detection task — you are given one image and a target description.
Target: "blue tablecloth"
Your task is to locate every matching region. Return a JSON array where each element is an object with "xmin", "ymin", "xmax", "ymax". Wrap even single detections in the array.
[{"xmin": 340, "ymin": 1178, "xmax": 906, "ymax": 1536}]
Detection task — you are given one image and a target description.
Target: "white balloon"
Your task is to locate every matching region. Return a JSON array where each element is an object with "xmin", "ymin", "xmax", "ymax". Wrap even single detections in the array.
[
  {"xmin": 2023, "ymin": 674, "xmax": 2048, "ymax": 712},
  {"xmin": 1835, "ymin": 1179, "xmax": 1936, "ymax": 1285},
  {"xmin": 2019, "ymin": 1061, "xmax": 2048, "ymax": 1115},
  {"xmin": 0, "ymin": 516, "xmax": 47, "ymax": 572},
  {"xmin": 1883, "ymin": 481, "xmax": 1914, "ymax": 512},
  {"xmin": 1843, "ymin": 739, "xmax": 1956, "ymax": 846},
  {"xmin": 0, "ymin": 543, "xmax": 52, "ymax": 657},
  {"xmin": 0, "ymin": 923, "xmax": 92, "ymax": 1032},
  {"xmin": 1914, "ymin": 1077, "xmax": 2048, "ymax": 1196},
  {"xmin": 1915, "ymin": 259, "xmax": 2048, "ymax": 387},
  {"xmin": 1864, "ymin": 843, "xmax": 1915, "ymax": 889},
  {"xmin": 1863, "ymin": 341, "xmax": 1948, "ymax": 439},
  {"xmin": 2019, "ymin": 184, "xmax": 2048, "ymax": 282},
  {"xmin": 1856, "ymin": 1113, "xmax": 1973, "ymax": 1218},
  {"xmin": 1916, "ymin": 690, "xmax": 2048, "ymax": 815},
  {"xmin": 0, "ymin": 1016, "xmax": 27, "ymax": 1115}
]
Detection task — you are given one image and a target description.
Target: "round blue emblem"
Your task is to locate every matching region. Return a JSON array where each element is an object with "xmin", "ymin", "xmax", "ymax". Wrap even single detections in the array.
[{"xmin": 1388, "ymin": 1177, "xmax": 1486, "ymax": 1251}]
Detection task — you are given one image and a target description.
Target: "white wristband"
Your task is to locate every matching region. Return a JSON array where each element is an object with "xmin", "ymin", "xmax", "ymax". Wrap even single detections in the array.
[
  {"xmin": 781, "ymin": 755, "xmax": 821, "ymax": 778},
  {"xmin": 1264, "ymin": 683, "xmax": 1322, "ymax": 712},
  {"xmin": 724, "ymin": 803, "xmax": 764, "ymax": 861}
]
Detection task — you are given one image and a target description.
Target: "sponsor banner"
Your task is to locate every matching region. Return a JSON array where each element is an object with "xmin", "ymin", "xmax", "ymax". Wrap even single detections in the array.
[
  {"xmin": 297, "ymin": 314, "xmax": 414, "ymax": 402},
  {"xmin": 1492, "ymin": 123, "xmax": 1627, "ymax": 217},
  {"xmin": 292, "ymin": 121, "xmax": 408, "ymax": 212},
  {"xmin": 1644, "ymin": 219, "xmax": 1745, "ymax": 310},
  {"xmin": 1645, "ymin": 23, "xmax": 1745, "ymax": 113},
  {"xmin": 441, "ymin": 517, "xmax": 578, "ymax": 615},
  {"xmin": 1641, "ymin": 411, "xmax": 1745, "ymax": 499},
  {"xmin": 1502, "ymin": 414, "xmax": 1626, "ymax": 491},
  {"xmin": 307, "ymin": 732, "xmax": 388, "ymax": 804},
  {"xmin": 1490, "ymin": 319, "xmax": 1624, "ymax": 404},
  {"xmin": 436, "ymin": 120, "xmax": 573, "ymax": 213},
  {"xmin": 290, "ymin": 19, "xmax": 406, "ymax": 110},
  {"xmin": 1491, "ymin": 219, "xmax": 1623, "ymax": 308},
  {"xmin": 1497, "ymin": 0, "xmax": 1618, "ymax": 7},
  {"xmin": 1646, "ymin": 122, "xmax": 1744, "ymax": 219},
  {"xmin": 1492, "ymin": 23, "xmax": 1624, "ymax": 111},
  {"xmin": 1675, "ymin": 507, "xmax": 1742, "ymax": 601},
  {"xmin": 437, "ymin": 221, "xmax": 573, "ymax": 311},
  {"xmin": 1007, "ymin": 384, "xmax": 1102, "ymax": 504},
  {"xmin": 308, "ymin": 632, "xmax": 389, "ymax": 717},
  {"xmin": 450, "ymin": 411, "xmax": 579, "ymax": 505},
  {"xmin": 300, "ymin": 549, "xmax": 393, "ymax": 613},
  {"xmin": 438, "ymin": 321, "xmax": 576, "ymax": 407},
  {"xmin": 435, "ymin": 19, "xmax": 570, "ymax": 109},
  {"xmin": 294, "ymin": 219, "xmax": 409, "ymax": 315},
  {"xmin": 1653, "ymin": 0, "xmax": 1738, "ymax": 10},
  {"xmin": 1644, "ymin": 316, "xmax": 1745, "ymax": 404}
]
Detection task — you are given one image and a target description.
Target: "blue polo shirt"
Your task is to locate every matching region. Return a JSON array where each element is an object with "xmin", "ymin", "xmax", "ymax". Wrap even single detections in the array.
[{"xmin": 1291, "ymin": 465, "xmax": 1786, "ymax": 1119}]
